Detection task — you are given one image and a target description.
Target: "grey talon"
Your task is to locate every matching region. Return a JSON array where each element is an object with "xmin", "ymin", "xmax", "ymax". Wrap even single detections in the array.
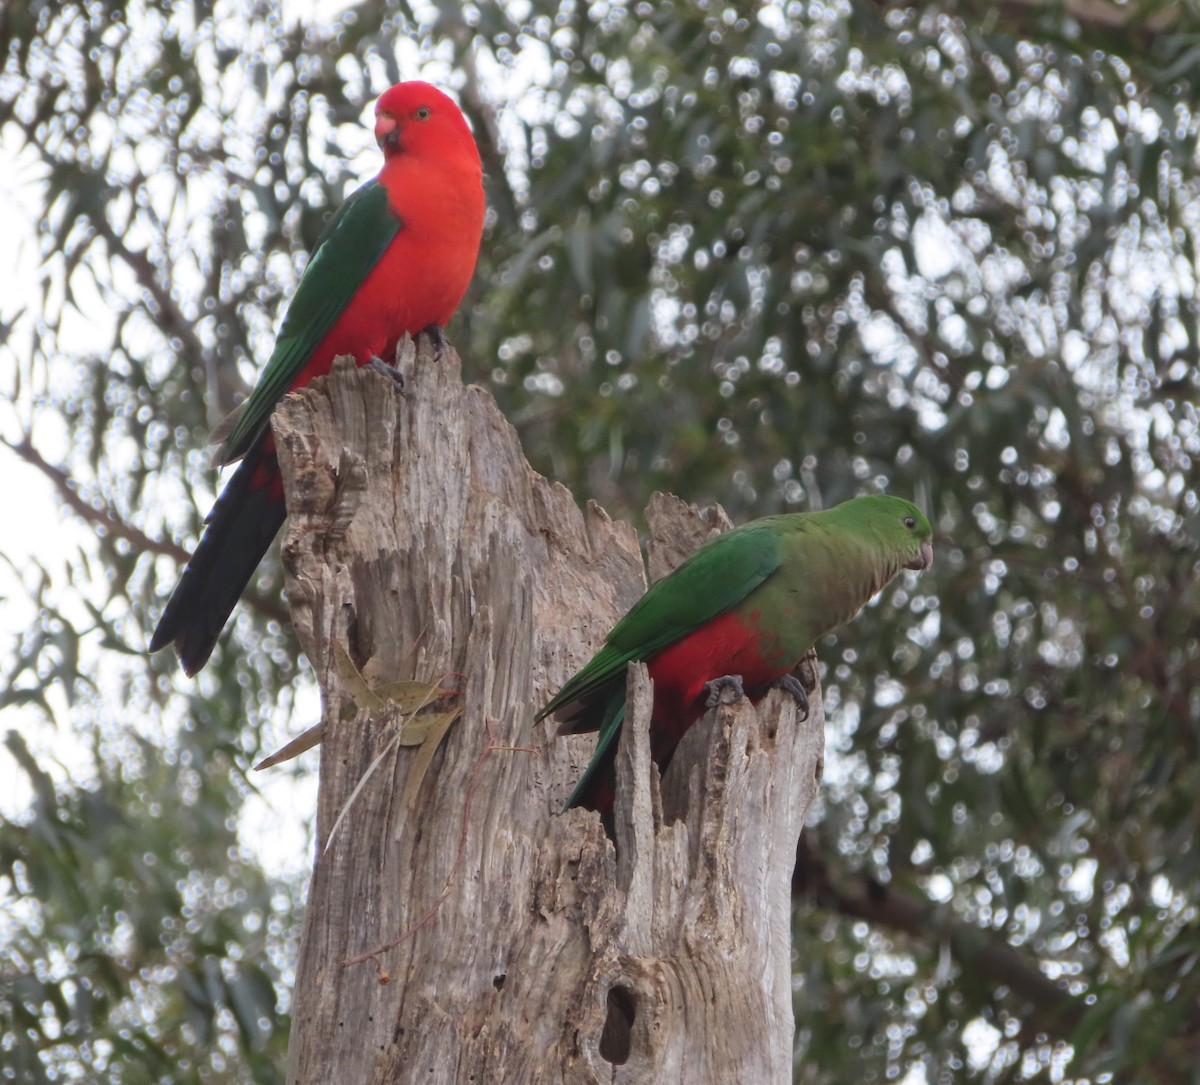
[
  {"xmin": 703, "ymin": 674, "xmax": 746, "ymax": 709},
  {"xmin": 772, "ymin": 673, "xmax": 810, "ymax": 719},
  {"xmin": 366, "ymin": 356, "xmax": 405, "ymax": 391},
  {"xmin": 421, "ymin": 323, "xmax": 449, "ymax": 358}
]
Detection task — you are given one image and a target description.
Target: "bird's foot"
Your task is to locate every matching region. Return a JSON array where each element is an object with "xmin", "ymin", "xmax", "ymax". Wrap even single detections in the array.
[
  {"xmin": 772, "ymin": 673, "xmax": 810, "ymax": 721},
  {"xmin": 703, "ymin": 674, "xmax": 746, "ymax": 709},
  {"xmin": 420, "ymin": 323, "xmax": 449, "ymax": 359},
  {"xmin": 365, "ymin": 355, "xmax": 405, "ymax": 393}
]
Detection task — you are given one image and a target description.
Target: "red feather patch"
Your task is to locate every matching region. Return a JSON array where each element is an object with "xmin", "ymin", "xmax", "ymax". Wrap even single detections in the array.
[{"xmin": 645, "ymin": 609, "xmax": 791, "ymax": 760}]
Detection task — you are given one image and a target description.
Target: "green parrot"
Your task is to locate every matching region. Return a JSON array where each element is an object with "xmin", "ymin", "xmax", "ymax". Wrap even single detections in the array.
[{"xmin": 538, "ymin": 494, "xmax": 934, "ymax": 811}]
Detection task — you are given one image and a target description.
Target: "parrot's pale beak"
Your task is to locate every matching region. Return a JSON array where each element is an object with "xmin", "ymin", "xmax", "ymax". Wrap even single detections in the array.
[
  {"xmin": 375, "ymin": 112, "xmax": 401, "ymax": 153},
  {"xmin": 905, "ymin": 540, "xmax": 934, "ymax": 572}
]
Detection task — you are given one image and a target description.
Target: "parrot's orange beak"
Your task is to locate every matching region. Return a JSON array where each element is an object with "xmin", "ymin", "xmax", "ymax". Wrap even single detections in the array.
[{"xmin": 375, "ymin": 111, "xmax": 401, "ymax": 153}]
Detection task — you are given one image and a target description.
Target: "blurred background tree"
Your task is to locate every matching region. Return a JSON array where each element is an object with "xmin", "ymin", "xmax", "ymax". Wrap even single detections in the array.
[{"xmin": 2, "ymin": 0, "xmax": 1198, "ymax": 1081}]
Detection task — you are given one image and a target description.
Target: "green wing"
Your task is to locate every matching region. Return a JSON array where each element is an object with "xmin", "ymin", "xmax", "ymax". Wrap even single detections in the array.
[
  {"xmin": 213, "ymin": 179, "xmax": 401, "ymax": 464},
  {"xmin": 539, "ymin": 520, "xmax": 785, "ymax": 725}
]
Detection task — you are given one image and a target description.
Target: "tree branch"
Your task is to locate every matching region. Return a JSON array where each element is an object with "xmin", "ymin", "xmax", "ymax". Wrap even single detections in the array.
[
  {"xmin": 90, "ymin": 215, "xmax": 208, "ymax": 367},
  {"xmin": 995, "ymin": 0, "xmax": 1180, "ymax": 34},
  {"xmin": 4, "ymin": 436, "xmax": 291, "ymax": 630},
  {"xmin": 6, "ymin": 437, "xmax": 190, "ymax": 564},
  {"xmin": 793, "ymin": 836, "xmax": 1084, "ymax": 1038}
]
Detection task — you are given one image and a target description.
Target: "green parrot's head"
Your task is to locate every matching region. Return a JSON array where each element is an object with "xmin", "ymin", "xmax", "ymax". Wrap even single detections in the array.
[{"xmin": 849, "ymin": 494, "xmax": 934, "ymax": 573}]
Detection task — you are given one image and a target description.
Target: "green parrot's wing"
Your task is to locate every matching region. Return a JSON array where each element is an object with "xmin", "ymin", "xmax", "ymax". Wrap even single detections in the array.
[
  {"xmin": 213, "ymin": 178, "xmax": 400, "ymax": 464},
  {"xmin": 538, "ymin": 520, "xmax": 785, "ymax": 724}
]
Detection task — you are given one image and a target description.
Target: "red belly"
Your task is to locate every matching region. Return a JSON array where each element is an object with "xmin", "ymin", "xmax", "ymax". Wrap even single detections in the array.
[{"xmin": 645, "ymin": 609, "xmax": 789, "ymax": 759}]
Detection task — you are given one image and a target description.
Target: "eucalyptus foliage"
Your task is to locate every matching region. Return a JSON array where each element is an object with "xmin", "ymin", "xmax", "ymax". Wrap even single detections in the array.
[{"xmin": 2, "ymin": 1, "xmax": 1198, "ymax": 1081}]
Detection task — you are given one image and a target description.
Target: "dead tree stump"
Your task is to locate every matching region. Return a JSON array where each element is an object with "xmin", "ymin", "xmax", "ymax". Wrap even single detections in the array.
[{"xmin": 275, "ymin": 337, "xmax": 825, "ymax": 1084}]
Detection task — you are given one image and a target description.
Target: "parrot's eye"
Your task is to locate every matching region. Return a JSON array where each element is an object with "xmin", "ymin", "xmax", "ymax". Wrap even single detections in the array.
[
  {"xmin": 904, "ymin": 516, "xmax": 916, "ymax": 529},
  {"xmin": 415, "ymin": 106, "xmax": 431, "ymax": 120}
]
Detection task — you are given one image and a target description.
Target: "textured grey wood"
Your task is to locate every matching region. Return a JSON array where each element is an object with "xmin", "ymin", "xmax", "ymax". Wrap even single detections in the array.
[{"xmin": 275, "ymin": 337, "xmax": 825, "ymax": 1084}]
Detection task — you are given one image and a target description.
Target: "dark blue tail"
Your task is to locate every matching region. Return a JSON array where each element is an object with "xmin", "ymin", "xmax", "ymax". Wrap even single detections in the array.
[{"xmin": 149, "ymin": 443, "xmax": 286, "ymax": 675}]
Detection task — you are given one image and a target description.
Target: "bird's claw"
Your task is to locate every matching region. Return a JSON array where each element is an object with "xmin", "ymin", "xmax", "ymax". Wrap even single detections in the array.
[
  {"xmin": 703, "ymin": 674, "xmax": 746, "ymax": 709},
  {"xmin": 365, "ymin": 355, "xmax": 405, "ymax": 393},
  {"xmin": 420, "ymin": 323, "xmax": 449, "ymax": 359},
  {"xmin": 772, "ymin": 673, "xmax": 810, "ymax": 721}
]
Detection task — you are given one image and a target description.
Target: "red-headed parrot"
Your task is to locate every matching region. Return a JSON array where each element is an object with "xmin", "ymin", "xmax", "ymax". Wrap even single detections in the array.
[
  {"xmin": 150, "ymin": 81, "xmax": 485, "ymax": 675},
  {"xmin": 539, "ymin": 494, "xmax": 934, "ymax": 811}
]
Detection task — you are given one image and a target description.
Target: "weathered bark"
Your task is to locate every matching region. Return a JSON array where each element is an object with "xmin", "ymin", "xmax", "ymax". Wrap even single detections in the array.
[{"xmin": 276, "ymin": 337, "xmax": 825, "ymax": 1084}]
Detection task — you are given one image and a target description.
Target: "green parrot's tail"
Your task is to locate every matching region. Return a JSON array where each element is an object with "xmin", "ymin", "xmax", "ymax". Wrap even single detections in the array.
[{"xmin": 564, "ymin": 697, "xmax": 626, "ymax": 812}]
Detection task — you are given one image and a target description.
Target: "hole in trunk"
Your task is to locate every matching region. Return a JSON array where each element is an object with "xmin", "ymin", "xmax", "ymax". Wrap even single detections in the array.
[{"xmin": 599, "ymin": 984, "xmax": 636, "ymax": 1064}]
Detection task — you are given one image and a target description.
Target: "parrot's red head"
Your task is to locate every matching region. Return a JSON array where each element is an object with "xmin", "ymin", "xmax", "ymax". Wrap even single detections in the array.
[{"xmin": 374, "ymin": 81, "xmax": 473, "ymax": 160}]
